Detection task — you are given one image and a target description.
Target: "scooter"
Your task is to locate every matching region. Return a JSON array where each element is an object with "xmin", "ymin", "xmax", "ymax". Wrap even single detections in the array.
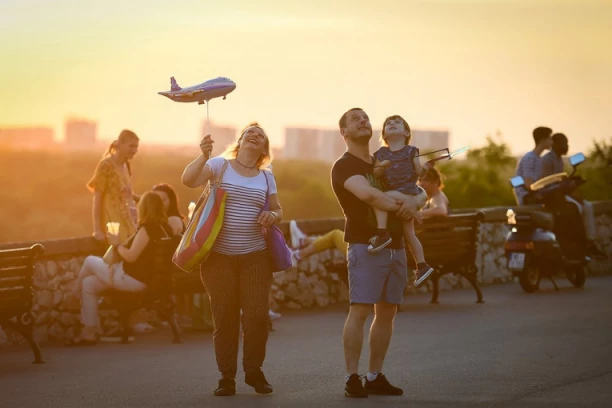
[{"xmin": 504, "ymin": 153, "xmax": 590, "ymax": 293}]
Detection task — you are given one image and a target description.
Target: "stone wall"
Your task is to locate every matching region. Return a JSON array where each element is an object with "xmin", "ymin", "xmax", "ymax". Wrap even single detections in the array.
[{"xmin": 1, "ymin": 201, "xmax": 611, "ymax": 347}]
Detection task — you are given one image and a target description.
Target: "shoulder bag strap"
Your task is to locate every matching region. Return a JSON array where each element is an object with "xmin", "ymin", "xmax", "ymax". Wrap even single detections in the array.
[
  {"xmin": 212, "ymin": 159, "xmax": 230, "ymax": 187},
  {"xmin": 262, "ymin": 170, "xmax": 270, "ymax": 211}
]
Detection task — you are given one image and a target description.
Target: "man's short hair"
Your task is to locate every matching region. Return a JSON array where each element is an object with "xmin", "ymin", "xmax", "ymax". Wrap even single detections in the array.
[
  {"xmin": 552, "ymin": 133, "xmax": 567, "ymax": 143},
  {"xmin": 339, "ymin": 108, "xmax": 363, "ymax": 130},
  {"xmin": 533, "ymin": 126, "xmax": 553, "ymax": 145}
]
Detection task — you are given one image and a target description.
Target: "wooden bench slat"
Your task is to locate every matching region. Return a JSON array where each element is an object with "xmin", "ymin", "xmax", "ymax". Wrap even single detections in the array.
[
  {"xmin": 0, "ymin": 257, "xmax": 35, "ymax": 269},
  {"xmin": 0, "ymin": 276, "xmax": 31, "ymax": 288},
  {"xmin": 0, "ymin": 246, "xmax": 41, "ymax": 259},
  {"xmin": 0, "ymin": 265, "xmax": 31, "ymax": 278}
]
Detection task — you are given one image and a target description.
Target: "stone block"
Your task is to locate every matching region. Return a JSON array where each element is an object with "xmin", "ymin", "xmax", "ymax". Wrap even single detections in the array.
[
  {"xmin": 273, "ymin": 271, "xmax": 286, "ymax": 286},
  {"xmin": 47, "ymin": 276, "xmax": 61, "ymax": 291},
  {"xmin": 50, "ymin": 310, "xmax": 60, "ymax": 322},
  {"xmin": 61, "ymin": 296, "xmax": 81, "ymax": 312},
  {"xmin": 285, "ymin": 283, "xmax": 300, "ymax": 300},
  {"xmin": 307, "ymin": 274, "xmax": 319, "ymax": 285},
  {"xmin": 285, "ymin": 301, "xmax": 302, "ymax": 309},
  {"xmin": 315, "ymin": 295, "xmax": 330, "ymax": 307},
  {"xmin": 36, "ymin": 290, "xmax": 53, "ymax": 309},
  {"xmin": 35, "ymin": 311, "xmax": 51, "ymax": 326},
  {"xmin": 285, "ymin": 268, "xmax": 298, "ymax": 282},
  {"xmin": 33, "ymin": 263, "xmax": 47, "ymax": 290},
  {"xmin": 313, "ymin": 281, "xmax": 328, "ymax": 296},
  {"xmin": 60, "ymin": 271, "xmax": 76, "ymax": 283},
  {"xmin": 46, "ymin": 261, "xmax": 58, "ymax": 279},
  {"xmin": 60, "ymin": 312, "xmax": 77, "ymax": 327},
  {"xmin": 53, "ymin": 290, "xmax": 64, "ymax": 307}
]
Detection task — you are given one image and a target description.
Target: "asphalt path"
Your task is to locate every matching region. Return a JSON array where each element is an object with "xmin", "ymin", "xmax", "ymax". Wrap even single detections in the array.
[{"xmin": 2, "ymin": 276, "xmax": 612, "ymax": 407}]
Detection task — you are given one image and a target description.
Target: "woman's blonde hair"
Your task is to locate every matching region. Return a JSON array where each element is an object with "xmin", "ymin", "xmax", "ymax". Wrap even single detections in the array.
[
  {"xmin": 380, "ymin": 115, "xmax": 412, "ymax": 147},
  {"xmin": 137, "ymin": 191, "xmax": 168, "ymax": 226},
  {"xmin": 221, "ymin": 122, "xmax": 273, "ymax": 169}
]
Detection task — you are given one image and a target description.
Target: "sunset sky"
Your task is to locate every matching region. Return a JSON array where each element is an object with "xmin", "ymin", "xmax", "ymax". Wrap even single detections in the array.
[{"xmin": 1, "ymin": 0, "xmax": 610, "ymax": 155}]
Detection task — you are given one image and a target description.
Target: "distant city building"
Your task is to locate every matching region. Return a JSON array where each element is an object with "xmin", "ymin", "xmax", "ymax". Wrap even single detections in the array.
[
  {"xmin": 370, "ymin": 129, "xmax": 383, "ymax": 155},
  {"xmin": 0, "ymin": 127, "xmax": 54, "ymax": 149},
  {"xmin": 321, "ymin": 129, "xmax": 345, "ymax": 162},
  {"xmin": 412, "ymin": 130, "xmax": 450, "ymax": 157},
  {"xmin": 64, "ymin": 118, "xmax": 97, "ymax": 149},
  {"xmin": 271, "ymin": 147, "xmax": 283, "ymax": 160},
  {"xmin": 203, "ymin": 121, "xmax": 237, "ymax": 156},
  {"xmin": 283, "ymin": 127, "xmax": 322, "ymax": 161}
]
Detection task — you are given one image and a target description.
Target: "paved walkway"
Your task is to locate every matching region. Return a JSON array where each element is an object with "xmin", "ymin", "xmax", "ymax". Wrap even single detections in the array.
[{"xmin": 2, "ymin": 277, "xmax": 612, "ymax": 407}]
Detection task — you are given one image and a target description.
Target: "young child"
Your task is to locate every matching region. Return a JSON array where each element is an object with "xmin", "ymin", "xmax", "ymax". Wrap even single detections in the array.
[{"xmin": 370, "ymin": 114, "xmax": 434, "ymax": 287}]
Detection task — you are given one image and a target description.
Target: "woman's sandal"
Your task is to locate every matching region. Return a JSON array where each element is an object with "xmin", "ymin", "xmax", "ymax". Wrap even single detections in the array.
[{"xmin": 65, "ymin": 336, "xmax": 97, "ymax": 347}]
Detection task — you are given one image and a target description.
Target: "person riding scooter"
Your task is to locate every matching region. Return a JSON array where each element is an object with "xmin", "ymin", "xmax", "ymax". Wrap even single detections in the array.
[
  {"xmin": 540, "ymin": 133, "xmax": 604, "ymax": 258},
  {"xmin": 506, "ymin": 152, "xmax": 591, "ymax": 293}
]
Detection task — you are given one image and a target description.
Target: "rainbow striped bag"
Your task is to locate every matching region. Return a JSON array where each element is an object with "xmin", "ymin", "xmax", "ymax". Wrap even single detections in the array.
[{"xmin": 172, "ymin": 160, "xmax": 229, "ymax": 272}]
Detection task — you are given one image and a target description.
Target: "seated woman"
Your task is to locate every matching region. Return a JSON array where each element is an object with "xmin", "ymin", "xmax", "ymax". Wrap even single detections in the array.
[
  {"xmin": 153, "ymin": 183, "xmax": 186, "ymax": 235},
  {"xmin": 66, "ymin": 191, "xmax": 174, "ymax": 346},
  {"xmin": 417, "ymin": 165, "xmax": 449, "ymax": 218}
]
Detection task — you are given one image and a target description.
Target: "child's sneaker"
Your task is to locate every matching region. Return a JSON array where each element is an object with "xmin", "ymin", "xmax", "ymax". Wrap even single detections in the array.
[
  {"xmin": 367, "ymin": 232, "xmax": 392, "ymax": 253},
  {"xmin": 415, "ymin": 263, "xmax": 434, "ymax": 287}
]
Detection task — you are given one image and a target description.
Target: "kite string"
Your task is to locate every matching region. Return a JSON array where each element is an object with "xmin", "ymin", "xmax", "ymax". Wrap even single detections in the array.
[{"xmin": 206, "ymin": 100, "xmax": 211, "ymax": 136}]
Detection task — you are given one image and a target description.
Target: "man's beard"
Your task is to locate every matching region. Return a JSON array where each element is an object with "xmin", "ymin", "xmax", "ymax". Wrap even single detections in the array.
[{"xmin": 350, "ymin": 133, "xmax": 372, "ymax": 146}]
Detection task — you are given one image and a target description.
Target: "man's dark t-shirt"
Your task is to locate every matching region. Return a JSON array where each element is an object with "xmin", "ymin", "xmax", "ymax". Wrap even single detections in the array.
[{"xmin": 331, "ymin": 152, "xmax": 403, "ymax": 249}]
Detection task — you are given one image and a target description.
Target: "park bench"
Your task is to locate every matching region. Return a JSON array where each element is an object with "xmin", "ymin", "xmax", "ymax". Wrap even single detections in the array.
[
  {"xmin": 411, "ymin": 212, "xmax": 485, "ymax": 304},
  {"xmin": 105, "ymin": 235, "xmax": 183, "ymax": 344},
  {"xmin": 0, "ymin": 244, "xmax": 45, "ymax": 363}
]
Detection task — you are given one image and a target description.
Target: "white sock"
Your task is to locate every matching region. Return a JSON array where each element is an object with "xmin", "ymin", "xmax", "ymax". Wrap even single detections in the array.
[{"xmin": 366, "ymin": 372, "xmax": 380, "ymax": 382}]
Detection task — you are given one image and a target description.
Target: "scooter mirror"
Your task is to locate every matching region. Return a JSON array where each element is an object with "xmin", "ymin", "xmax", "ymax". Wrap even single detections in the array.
[
  {"xmin": 569, "ymin": 152, "xmax": 585, "ymax": 167},
  {"xmin": 510, "ymin": 176, "xmax": 525, "ymax": 188}
]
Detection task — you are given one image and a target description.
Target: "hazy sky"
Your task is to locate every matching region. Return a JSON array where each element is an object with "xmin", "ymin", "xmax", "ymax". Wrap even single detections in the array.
[{"xmin": 1, "ymin": 0, "xmax": 610, "ymax": 154}]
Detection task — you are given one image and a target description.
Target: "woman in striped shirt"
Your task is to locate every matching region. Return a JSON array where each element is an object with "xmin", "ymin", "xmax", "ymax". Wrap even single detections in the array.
[{"xmin": 182, "ymin": 122, "xmax": 283, "ymax": 397}]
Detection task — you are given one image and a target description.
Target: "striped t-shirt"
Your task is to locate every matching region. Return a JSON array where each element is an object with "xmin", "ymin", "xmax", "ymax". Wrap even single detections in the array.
[
  {"xmin": 514, "ymin": 151, "xmax": 542, "ymax": 205},
  {"xmin": 206, "ymin": 157, "xmax": 278, "ymax": 255}
]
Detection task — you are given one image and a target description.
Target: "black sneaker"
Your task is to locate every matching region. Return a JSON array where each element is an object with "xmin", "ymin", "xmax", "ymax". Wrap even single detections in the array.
[
  {"xmin": 245, "ymin": 370, "xmax": 273, "ymax": 394},
  {"xmin": 415, "ymin": 264, "xmax": 434, "ymax": 288},
  {"xmin": 345, "ymin": 374, "xmax": 368, "ymax": 398},
  {"xmin": 214, "ymin": 378, "xmax": 236, "ymax": 396},
  {"xmin": 364, "ymin": 373, "xmax": 403, "ymax": 396},
  {"xmin": 368, "ymin": 232, "xmax": 392, "ymax": 253}
]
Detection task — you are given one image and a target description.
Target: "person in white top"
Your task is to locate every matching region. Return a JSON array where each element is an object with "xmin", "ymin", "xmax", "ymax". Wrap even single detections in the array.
[
  {"xmin": 417, "ymin": 165, "xmax": 450, "ymax": 218},
  {"xmin": 182, "ymin": 122, "xmax": 282, "ymax": 397}
]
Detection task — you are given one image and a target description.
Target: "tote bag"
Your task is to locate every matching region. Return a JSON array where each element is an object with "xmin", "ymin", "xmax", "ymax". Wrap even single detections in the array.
[
  {"xmin": 173, "ymin": 160, "xmax": 229, "ymax": 272},
  {"xmin": 261, "ymin": 171, "xmax": 293, "ymax": 271}
]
